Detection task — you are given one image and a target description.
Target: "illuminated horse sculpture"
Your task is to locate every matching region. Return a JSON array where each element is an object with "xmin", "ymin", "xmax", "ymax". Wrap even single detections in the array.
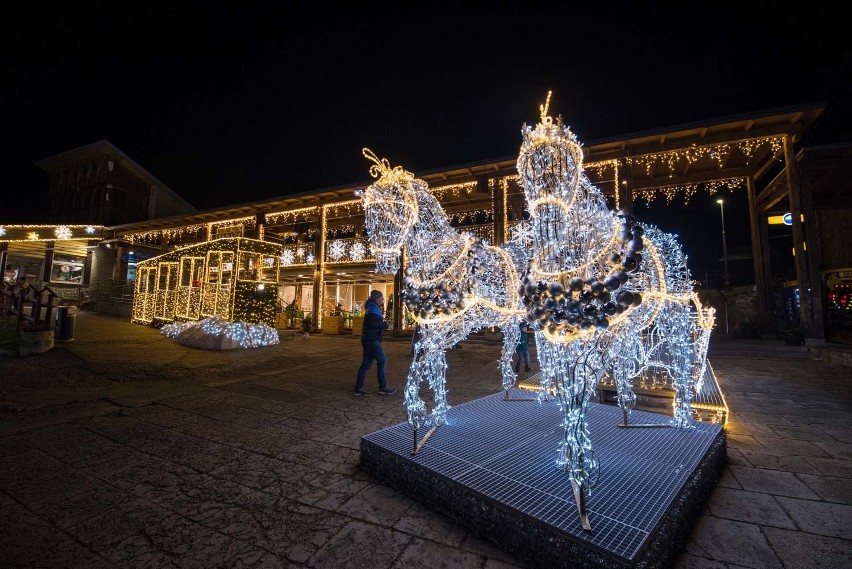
[
  {"xmin": 361, "ymin": 149, "xmax": 528, "ymax": 454},
  {"xmin": 516, "ymin": 94, "xmax": 715, "ymax": 529}
]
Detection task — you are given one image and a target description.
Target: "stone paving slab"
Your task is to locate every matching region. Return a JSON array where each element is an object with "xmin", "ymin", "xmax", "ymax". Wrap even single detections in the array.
[{"xmin": 0, "ymin": 311, "xmax": 850, "ymax": 568}]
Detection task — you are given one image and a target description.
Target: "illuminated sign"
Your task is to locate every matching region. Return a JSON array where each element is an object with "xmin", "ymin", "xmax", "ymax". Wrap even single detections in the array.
[{"xmin": 769, "ymin": 212, "xmax": 796, "ymax": 225}]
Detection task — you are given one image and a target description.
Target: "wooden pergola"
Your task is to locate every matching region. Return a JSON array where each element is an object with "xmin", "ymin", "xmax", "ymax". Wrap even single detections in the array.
[{"xmin": 104, "ymin": 102, "xmax": 828, "ymax": 336}]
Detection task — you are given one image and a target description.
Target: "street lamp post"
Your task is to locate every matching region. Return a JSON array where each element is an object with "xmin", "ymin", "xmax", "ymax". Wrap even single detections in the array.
[{"xmin": 717, "ymin": 199, "xmax": 731, "ymax": 290}]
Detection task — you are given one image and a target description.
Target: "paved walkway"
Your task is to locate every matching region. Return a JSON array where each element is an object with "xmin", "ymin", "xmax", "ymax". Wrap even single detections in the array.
[{"xmin": 1, "ymin": 311, "xmax": 850, "ymax": 568}]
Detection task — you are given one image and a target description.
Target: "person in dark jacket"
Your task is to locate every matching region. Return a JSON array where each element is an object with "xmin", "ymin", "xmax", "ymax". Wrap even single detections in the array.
[
  {"xmin": 515, "ymin": 321, "xmax": 532, "ymax": 373},
  {"xmin": 354, "ymin": 290, "xmax": 397, "ymax": 396}
]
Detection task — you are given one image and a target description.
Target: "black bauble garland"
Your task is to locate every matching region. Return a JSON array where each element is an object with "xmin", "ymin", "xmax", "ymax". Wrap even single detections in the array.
[{"xmin": 521, "ymin": 212, "xmax": 645, "ymax": 335}]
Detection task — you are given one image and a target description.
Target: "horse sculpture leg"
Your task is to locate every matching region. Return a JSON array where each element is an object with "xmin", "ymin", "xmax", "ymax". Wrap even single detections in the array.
[
  {"xmin": 656, "ymin": 302, "xmax": 696, "ymax": 429},
  {"xmin": 500, "ymin": 318, "xmax": 534, "ymax": 401},
  {"xmin": 406, "ymin": 346, "xmax": 451, "ymax": 455},
  {"xmin": 542, "ymin": 341, "xmax": 599, "ymax": 531}
]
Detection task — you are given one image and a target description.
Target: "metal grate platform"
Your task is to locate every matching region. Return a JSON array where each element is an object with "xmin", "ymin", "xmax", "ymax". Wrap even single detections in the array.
[{"xmin": 361, "ymin": 390, "xmax": 726, "ymax": 569}]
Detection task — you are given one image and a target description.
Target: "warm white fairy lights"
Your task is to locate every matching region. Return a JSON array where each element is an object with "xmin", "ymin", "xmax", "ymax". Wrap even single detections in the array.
[
  {"xmin": 633, "ymin": 177, "xmax": 745, "ymax": 205},
  {"xmin": 265, "ymin": 206, "xmax": 317, "ymax": 225},
  {"xmin": 428, "ymin": 181, "xmax": 479, "ymax": 200},
  {"xmin": 361, "ymin": 148, "xmax": 527, "ymax": 443},
  {"xmin": 160, "ymin": 315, "xmax": 280, "ymax": 349},
  {"xmin": 0, "ymin": 225, "xmax": 104, "ymax": 242},
  {"xmin": 516, "ymin": 93, "xmax": 716, "ymax": 529},
  {"xmin": 627, "ymin": 137, "xmax": 783, "ymax": 176},
  {"xmin": 124, "ymin": 224, "xmax": 205, "ymax": 244}
]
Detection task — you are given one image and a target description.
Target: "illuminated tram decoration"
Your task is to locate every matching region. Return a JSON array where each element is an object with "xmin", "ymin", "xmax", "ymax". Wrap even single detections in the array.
[{"xmin": 132, "ymin": 237, "xmax": 282, "ymax": 327}]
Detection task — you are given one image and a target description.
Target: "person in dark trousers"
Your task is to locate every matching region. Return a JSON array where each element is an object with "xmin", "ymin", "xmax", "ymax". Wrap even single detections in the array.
[
  {"xmin": 355, "ymin": 290, "xmax": 397, "ymax": 396},
  {"xmin": 515, "ymin": 321, "xmax": 532, "ymax": 373},
  {"xmin": 409, "ymin": 322, "xmax": 422, "ymax": 357}
]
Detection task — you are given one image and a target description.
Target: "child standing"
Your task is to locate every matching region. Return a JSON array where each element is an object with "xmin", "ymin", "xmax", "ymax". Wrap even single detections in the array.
[{"xmin": 515, "ymin": 321, "xmax": 531, "ymax": 373}]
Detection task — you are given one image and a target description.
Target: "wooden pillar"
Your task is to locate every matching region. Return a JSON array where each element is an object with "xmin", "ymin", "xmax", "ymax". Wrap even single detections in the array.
[
  {"xmin": 112, "ymin": 246, "xmax": 124, "ymax": 280},
  {"xmin": 83, "ymin": 242, "xmax": 95, "ymax": 285},
  {"xmin": 0, "ymin": 243, "xmax": 8, "ymax": 284},
  {"xmin": 784, "ymin": 135, "xmax": 815, "ymax": 334},
  {"xmin": 255, "ymin": 212, "xmax": 265, "ymax": 241},
  {"xmin": 746, "ymin": 176, "xmax": 770, "ymax": 317},
  {"xmin": 312, "ymin": 206, "xmax": 326, "ymax": 330},
  {"xmin": 618, "ymin": 158, "xmax": 634, "ymax": 214},
  {"xmin": 43, "ymin": 241, "xmax": 55, "ymax": 283},
  {"xmin": 798, "ymin": 150, "xmax": 826, "ymax": 340},
  {"xmin": 492, "ymin": 178, "xmax": 505, "ymax": 245}
]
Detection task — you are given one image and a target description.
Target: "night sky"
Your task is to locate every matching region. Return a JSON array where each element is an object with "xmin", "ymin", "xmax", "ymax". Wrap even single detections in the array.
[{"xmin": 2, "ymin": 3, "xmax": 850, "ymax": 282}]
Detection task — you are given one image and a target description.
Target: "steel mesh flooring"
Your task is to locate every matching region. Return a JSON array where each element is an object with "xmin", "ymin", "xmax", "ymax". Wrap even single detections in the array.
[{"xmin": 362, "ymin": 390, "xmax": 723, "ymax": 562}]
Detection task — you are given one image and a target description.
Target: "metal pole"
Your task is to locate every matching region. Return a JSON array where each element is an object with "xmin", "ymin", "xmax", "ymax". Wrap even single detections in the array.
[{"xmin": 717, "ymin": 199, "xmax": 731, "ymax": 290}]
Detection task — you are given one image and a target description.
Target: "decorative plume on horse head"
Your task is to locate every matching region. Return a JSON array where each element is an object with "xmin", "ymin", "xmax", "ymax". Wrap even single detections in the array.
[
  {"xmin": 517, "ymin": 92, "xmax": 715, "ymax": 529},
  {"xmin": 361, "ymin": 148, "xmax": 528, "ymax": 453}
]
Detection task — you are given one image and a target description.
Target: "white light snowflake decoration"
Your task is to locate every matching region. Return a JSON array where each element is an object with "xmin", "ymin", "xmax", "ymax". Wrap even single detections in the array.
[
  {"xmin": 0, "ymin": 227, "xmax": 6, "ymax": 237},
  {"xmin": 516, "ymin": 93, "xmax": 715, "ymax": 530},
  {"xmin": 361, "ymin": 148, "xmax": 529, "ymax": 453},
  {"xmin": 509, "ymin": 221, "xmax": 534, "ymax": 249},
  {"xmin": 350, "ymin": 241, "xmax": 366, "ymax": 261},
  {"xmin": 55, "ymin": 226, "xmax": 72, "ymax": 240},
  {"xmin": 306, "ymin": 252, "xmax": 315, "ymax": 264},
  {"xmin": 329, "ymin": 240, "xmax": 346, "ymax": 261},
  {"xmin": 280, "ymin": 250, "xmax": 295, "ymax": 266}
]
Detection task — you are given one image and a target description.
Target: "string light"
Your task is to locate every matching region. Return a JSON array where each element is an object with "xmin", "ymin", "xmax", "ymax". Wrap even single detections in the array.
[
  {"xmin": 265, "ymin": 206, "xmax": 317, "ymax": 225},
  {"xmin": 0, "ymin": 225, "xmax": 104, "ymax": 242},
  {"xmin": 634, "ymin": 177, "xmax": 745, "ymax": 205},
  {"xmin": 160, "ymin": 315, "xmax": 280, "ymax": 349},
  {"xmin": 428, "ymin": 181, "xmax": 479, "ymax": 199},
  {"xmin": 125, "ymin": 224, "xmax": 205, "ymax": 244}
]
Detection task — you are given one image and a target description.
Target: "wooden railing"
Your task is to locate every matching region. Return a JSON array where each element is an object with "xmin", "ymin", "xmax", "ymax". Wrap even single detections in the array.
[{"xmin": 2, "ymin": 283, "xmax": 59, "ymax": 330}]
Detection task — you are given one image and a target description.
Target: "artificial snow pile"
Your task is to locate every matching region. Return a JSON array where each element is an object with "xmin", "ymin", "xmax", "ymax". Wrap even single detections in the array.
[{"xmin": 160, "ymin": 315, "xmax": 280, "ymax": 349}]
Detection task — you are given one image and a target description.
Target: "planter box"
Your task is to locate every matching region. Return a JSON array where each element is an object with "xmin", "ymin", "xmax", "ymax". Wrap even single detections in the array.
[
  {"xmin": 324, "ymin": 315, "xmax": 344, "ymax": 335},
  {"xmin": 20, "ymin": 328, "xmax": 54, "ymax": 356}
]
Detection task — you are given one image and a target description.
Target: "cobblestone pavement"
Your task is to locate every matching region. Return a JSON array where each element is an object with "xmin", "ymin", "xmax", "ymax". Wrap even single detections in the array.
[{"xmin": 1, "ymin": 311, "xmax": 850, "ymax": 568}]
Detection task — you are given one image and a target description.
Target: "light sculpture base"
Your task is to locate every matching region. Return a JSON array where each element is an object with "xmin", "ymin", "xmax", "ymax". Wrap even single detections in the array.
[{"xmin": 360, "ymin": 390, "xmax": 726, "ymax": 569}]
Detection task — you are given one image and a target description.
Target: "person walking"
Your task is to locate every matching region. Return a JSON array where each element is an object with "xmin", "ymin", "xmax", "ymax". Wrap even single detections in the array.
[
  {"xmin": 354, "ymin": 290, "xmax": 397, "ymax": 396},
  {"xmin": 515, "ymin": 321, "xmax": 532, "ymax": 373}
]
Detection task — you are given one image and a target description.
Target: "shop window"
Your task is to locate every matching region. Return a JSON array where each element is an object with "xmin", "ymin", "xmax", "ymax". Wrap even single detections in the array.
[
  {"xmin": 3, "ymin": 263, "xmax": 18, "ymax": 285},
  {"xmin": 50, "ymin": 255, "xmax": 85, "ymax": 284}
]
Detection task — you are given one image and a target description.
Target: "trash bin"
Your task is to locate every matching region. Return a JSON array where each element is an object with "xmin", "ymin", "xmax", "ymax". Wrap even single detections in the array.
[{"xmin": 55, "ymin": 306, "xmax": 76, "ymax": 342}]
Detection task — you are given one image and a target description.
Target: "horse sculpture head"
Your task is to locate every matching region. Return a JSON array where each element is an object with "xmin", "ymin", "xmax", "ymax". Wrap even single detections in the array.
[
  {"xmin": 361, "ymin": 148, "xmax": 423, "ymax": 274},
  {"xmin": 517, "ymin": 91, "xmax": 586, "ymax": 212}
]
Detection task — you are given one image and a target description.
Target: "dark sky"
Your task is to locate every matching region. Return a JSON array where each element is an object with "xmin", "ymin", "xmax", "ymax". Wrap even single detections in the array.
[{"xmin": 2, "ymin": 3, "xmax": 850, "ymax": 281}]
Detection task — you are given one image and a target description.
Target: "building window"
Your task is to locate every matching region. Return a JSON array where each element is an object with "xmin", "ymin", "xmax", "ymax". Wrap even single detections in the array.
[{"xmin": 49, "ymin": 255, "xmax": 85, "ymax": 284}]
